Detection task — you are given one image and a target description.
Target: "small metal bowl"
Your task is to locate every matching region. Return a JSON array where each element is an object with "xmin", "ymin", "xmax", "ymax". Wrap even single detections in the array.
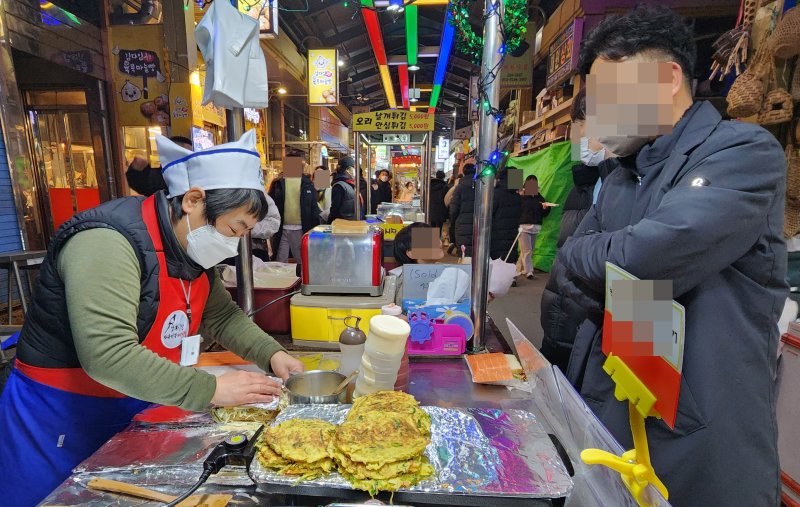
[{"xmin": 284, "ymin": 370, "xmax": 348, "ymax": 404}]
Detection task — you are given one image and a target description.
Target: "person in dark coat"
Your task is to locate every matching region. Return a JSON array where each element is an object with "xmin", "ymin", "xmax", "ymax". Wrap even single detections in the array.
[
  {"xmin": 372, "ymin": 169, "xmax": 393, "ymax": 213},
  {"xmin": 125, "ymin": 136, "xmax": 192, "ymax": 196},
  {"xmin": 428, "ymin": 170, "xmax": 449, "ymax": 233},
  {"xmin": 517, "ymin": 175, "xmax": 550, "ymax": 279},
  {"xmin": 449, "ymin": 163, "xmax": 476, "ymax": 256},
  {"xmin": 557, "ymin": 6, "xmax": 788, "ymax": 506},
  {"xmin": 489, "ymin": 167, "xmax": 522, "ymax": 263},
  {"xmin": 540, "ymin": 86, "xmax": 617, "ymax": 370},
  {"xmin": 328, "ymin": 156, "xmax": 363, "ymax": 222}
]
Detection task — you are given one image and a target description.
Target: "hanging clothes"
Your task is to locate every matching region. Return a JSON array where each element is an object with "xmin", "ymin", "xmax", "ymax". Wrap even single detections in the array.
[{"xmin": 195, "ymin": 0, "xmax": 269, "ymax": 108}]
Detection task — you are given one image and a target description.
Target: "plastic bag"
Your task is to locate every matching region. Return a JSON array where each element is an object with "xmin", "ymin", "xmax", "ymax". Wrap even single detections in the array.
[{"xmin": 488, "ymin": 258, "xmax": 517, "ymax": 297}]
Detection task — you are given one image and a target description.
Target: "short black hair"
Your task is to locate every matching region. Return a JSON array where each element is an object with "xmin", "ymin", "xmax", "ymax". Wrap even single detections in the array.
[
  {"xmin": 578, "ymin": 5, "xmax": 696, "ymax": 83},
  {"xmin": 525, "ymin": 175, "xmax": 538, "ymax": 183},
  {"xmin": 169, "ymin": 188, "xmax": 268, "ymax": 223},
  {"xmin": 435, "ymin": 170, "xmax": 446, "ymax": 180},
  {"xmin": 393, "ymin": 222, "xmax": 433, "ymax": 267},
  {"xmin": 571, "ymin": 87, "xmax": 586, "ymax": 121},
  {"xmin": 462, "ymin": 163, "xmax": 476, "ymax": 176},
  {"xmin": 169, "ymin": 135, "xmax": 193, "ymax": 147}
]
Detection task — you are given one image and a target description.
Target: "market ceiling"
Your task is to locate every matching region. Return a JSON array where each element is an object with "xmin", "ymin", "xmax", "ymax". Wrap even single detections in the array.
[{"xmin": 277, "ymin": 0, "xmax": 490, "ymax": 133}]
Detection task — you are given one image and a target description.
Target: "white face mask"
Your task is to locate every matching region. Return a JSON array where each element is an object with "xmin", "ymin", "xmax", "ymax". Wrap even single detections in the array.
[
  {"xmin": 185, "ymin": 214, "xmax": 240, "ymax": 269},
  {"xmin": 380, "ymin": 175, "xmax": 389, "ymax": 182},
  {"xmin": 580, "ymin": 137, "xmax": 606, "ymax": 167}
]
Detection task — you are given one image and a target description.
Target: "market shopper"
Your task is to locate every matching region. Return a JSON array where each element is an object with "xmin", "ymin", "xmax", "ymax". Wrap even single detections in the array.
[
  {"xmin": 489, "ymin": 166, "xmax": 522, "ymax": 263},
  {"xmin": 540, "ymin": 88, "xmax": 618, "ymax": 371},
  {"xmin": 373, "ymin": 169, "xmax": 394, "ymax": 212},
  {"xmin": 268, "ymin": 161, "xmax": 321, "ymax": 262},
  {"xmin": 125, "ymin": 135, "xmax": 193, "ymax": 196},
  {"xmin": 444, "ymin": 173, "xmax": 461, "ymax": 255},
  {"xmin": 557, "ymin": 6, "xmax": 787, "ymax": 506},
  {"xmin": 517, "ymin": 175, "xmax": 550, "ymax": 279},
  {"xmin": 0, "ymin": 132, "xmax": 305, "ymax": 507},
  {"xmin": 428, "ymin": 170, "xmax": 449, "ymax": 233},
  {"xmin": 327, "ymin": 156, "xmax": 364, "ymax": 222},
  {"xmin": 449, "ymin": 163, "xmax": 476, "ymax": 257}
]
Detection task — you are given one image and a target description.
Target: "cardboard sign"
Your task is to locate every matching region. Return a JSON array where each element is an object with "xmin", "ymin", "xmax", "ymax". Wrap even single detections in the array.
[
  {"xmin": 401, "ymin": 264, "xmax": 471, "ymax": 301},
  {"xmin": 603, "ymin": 262, "xmax": 685, "ymax": 429}
]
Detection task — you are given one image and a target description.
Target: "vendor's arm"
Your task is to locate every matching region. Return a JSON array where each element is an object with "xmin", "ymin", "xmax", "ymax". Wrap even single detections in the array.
[
  {"xmin": 60, "ymin": 228, "xmax": 216, "ymax": 411},
  {"xmin": 559, "ymin": 126, "xmax": 785, "ymax": 299},
  {"xmin": 199, "ymin": 276, "xmax": 303, "ymax": 378}
]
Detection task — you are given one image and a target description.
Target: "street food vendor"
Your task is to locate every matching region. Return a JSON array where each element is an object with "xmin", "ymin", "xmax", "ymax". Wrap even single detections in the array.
[{"xmin": 0, "ymin": 131, "xmax": 304, "ymax": 506}]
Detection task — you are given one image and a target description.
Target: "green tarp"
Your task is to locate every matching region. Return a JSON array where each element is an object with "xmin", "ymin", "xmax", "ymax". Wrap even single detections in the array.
[{"xmin": 507, "ymin": 141, "xmax": 576, "ymax": 272}]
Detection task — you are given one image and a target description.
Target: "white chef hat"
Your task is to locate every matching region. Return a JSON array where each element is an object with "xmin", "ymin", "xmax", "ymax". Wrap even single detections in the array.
[{"xmin": 157, "ymin": 130, "xmax": 265, "ymax": 198}]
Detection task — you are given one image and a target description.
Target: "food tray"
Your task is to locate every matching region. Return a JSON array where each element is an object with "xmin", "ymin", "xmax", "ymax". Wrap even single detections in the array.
[{"xmin": 252, "ymin": 404, "xmax": 573, "ymax": 499}]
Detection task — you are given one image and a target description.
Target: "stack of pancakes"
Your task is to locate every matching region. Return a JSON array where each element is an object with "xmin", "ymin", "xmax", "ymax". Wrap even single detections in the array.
[
  {"xmin": 257, "ymin": 418, "xmax": 337, "ymax": 480},
  {"xmin": 331, "ymin": 391, "xmax": 434, "ymax": 495}
]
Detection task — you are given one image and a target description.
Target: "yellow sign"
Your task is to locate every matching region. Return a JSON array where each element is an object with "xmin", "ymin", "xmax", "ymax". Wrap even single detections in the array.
[
  {"xmin": 108, "ymin": 25, "xmax": 170, "ymax": 127},
  {"xmin": 353, "ymin": 110, "xmax": 434, "ymax": 132},
  {"xmin": 169, "ymin": 83, "xmax": 193, "ymax": 138},
  {"xmin": 378, "ymin": 222, "xmax": 408, "ymax": 241},
  {"xmin": 308, "ymin": 49, "xmax": 338, "ymax": 106}
]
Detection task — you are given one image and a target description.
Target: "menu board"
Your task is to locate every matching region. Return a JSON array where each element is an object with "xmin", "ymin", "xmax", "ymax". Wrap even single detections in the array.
[{"xmin": 546, "ymin": 18, "xmax": 584, "ymax": 89}]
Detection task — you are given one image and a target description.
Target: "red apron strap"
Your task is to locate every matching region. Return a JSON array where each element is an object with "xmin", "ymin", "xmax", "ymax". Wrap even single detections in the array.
[{"xmin": 15, "ymin": 360, "xmax": 127, "ymax": 398}]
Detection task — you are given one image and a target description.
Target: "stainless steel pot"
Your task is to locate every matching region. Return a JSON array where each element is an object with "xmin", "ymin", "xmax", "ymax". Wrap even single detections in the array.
[{"xmin": 284, "ymin": 370, "xmax": 348, "ymax": 404}]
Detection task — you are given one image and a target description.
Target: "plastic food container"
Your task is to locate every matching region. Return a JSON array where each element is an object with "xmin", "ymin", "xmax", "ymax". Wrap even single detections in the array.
[{"xmin": 366, "ymin": 315, "xmax": 411, "ymax": 356}]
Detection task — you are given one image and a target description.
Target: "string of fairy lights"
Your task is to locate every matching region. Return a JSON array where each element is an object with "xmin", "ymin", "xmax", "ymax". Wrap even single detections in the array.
[{"xmin": 448, "ymin": 0, "xmax": 528, "ymax": 178}]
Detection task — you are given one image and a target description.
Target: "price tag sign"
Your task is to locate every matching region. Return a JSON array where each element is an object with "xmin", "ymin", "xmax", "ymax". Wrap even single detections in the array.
[{"xmin": 603, "ymin": 262, "xmax": 685, "ymax": 428}]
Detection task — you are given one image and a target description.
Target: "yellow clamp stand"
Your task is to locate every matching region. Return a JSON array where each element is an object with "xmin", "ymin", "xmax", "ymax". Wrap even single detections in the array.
[{"xmin": 580, "ymin": 354, "xmax": 669, "ymax": 506}]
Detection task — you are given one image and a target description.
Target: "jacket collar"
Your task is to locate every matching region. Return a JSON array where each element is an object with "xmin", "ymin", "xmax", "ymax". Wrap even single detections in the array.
[
  {"xmin": 635, "ymin": 101, "xmax": 720, "ymax": 174},
  {"xmin": 154, "ymin": 191, "xmax": 206, "ymax": 281}
]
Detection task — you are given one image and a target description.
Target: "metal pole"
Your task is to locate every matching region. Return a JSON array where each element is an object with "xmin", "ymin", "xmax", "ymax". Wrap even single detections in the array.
[
  {"xmin": 469, "ymin": 0, "xmax": 503, "ymax": 353},
  {"xmin": 423, "ymin": 136, "xmax": 432, "ymax": 220},
  {"xmin": 366, "ymin": 142, "xmax": 372, "ymax": 215},
  {"xmin": 354, "ymin": 131, "xmax": 361, "ymax": 219},
  {"xmin": 227, "ymin": 108, "xmax": 255, "ymax": 319}
]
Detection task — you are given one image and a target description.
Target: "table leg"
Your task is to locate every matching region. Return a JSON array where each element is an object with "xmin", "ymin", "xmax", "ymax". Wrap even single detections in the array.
[
  {"xmin": 12, "ymin": 261, "xmax": 27, "ymax": 314},
  {"xmin": 7, "ymin": 267, "xmax": 12, "ymax": 325}
]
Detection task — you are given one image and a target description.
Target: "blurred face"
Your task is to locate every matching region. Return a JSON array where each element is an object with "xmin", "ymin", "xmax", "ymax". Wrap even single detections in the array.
[
  {"xmin": 408, "ymin": 227, "xmax": 444, "ymax": 263},
  {"xmin": 379, "ymin": 171, "xmax": 389, "ymax": 182},
  {"xmin": 586, "ymin": 55, "xmax": 685, "ymax": 155}
]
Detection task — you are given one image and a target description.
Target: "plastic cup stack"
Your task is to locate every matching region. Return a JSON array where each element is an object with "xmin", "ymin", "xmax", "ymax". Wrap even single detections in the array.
[{"xmin": 353, "ymin": 314, "xmax": 411, "ymax": 398}]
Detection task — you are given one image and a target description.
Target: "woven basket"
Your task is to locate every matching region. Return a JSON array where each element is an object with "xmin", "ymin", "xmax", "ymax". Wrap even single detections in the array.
[
  {"xmin": 759, "ymin": 88, "xmax": 794, "ymax": 125},
  {"xmin": 770, "ymin": 6, "xmax": 800, "ymax": 59},
  {"xmin": 786, "ymin": 200, "xmax": 800, "ymax": 239},
  {"xmin": 727, "ymin": 45, "xmax": 770, "ymax": 117},
  {"xmin": 791, "ymin": 59, "xmax": 800, "ymax": 102},
  {"xmin": 786, "ymin": 145, "xmax": 800, "ymax": 207}
]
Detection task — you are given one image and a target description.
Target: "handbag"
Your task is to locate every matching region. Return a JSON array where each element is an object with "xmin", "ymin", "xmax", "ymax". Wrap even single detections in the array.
[
  {"xmin": 769, "ymin": 6, "xmax": 800, "ymax": 59},
  {"xmin": 710, "ymin": 0, "xmax": 760, "ymax": 80}
]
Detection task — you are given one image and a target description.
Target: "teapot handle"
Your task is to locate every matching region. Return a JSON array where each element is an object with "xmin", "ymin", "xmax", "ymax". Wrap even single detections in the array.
[{"xmin": 343, "ymin": 315, "xmax": 362, "ymax": 328}]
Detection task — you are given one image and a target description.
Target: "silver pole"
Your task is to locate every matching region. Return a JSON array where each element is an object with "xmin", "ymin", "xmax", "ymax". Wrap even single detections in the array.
[
  {"xmin": 423, "ymin": 135, "xmax": 432, "ymax": 220},
  {"xmin": 470, "ymin": 0, "xmax": 503, "ymax": 353},
  {"xmin": 366, "ymin": 142, "xmax": 372, "ymax": 215},
  {"xmin": 227, "ymin": 108, "xmax": 254, "ymax": 319},
  {"xmin": 354, "ymin": 131, "xmax": 361, "ymax": 219}
]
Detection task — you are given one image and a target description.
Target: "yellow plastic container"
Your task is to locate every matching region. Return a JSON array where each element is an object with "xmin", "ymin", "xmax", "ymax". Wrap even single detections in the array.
[{"xmin": 290, "ymin": 276, "xmax": 398, "ymax": 348}]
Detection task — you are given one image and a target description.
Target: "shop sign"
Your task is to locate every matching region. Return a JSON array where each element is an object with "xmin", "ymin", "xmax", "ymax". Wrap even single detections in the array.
[
  {"xmin": 192, "ymin": 126, "xmax": 215, "ymax": 150},
  {"xmin": 378, "ymin": 222, "xmax": 407, "ymax": 241},
  {"xmin": 546, "ymin": 18, "xmax": 584, "ymax": 89},
  {"xmin": 453, "ymin": 125, "xmax": 472, "ymax": 140},
  {"xmin": 169, "ymin": 83, "xmax": 192, "ymax": 138},
  {"xmin": 437, "ymin": 138, "xmax": 450, "ymax": 160},
  {"xmin": 237, "ymin": 0, "xmax": 279, "ymax": 38},
  {"xmin": 58, "ymin": 50, "xmax": 93, "ymax": 75},
  {"xmin": 108, "ymin": 25, "xmax": 170, "ymax": 127},
  {"xmin": 353, "ymin": 110, "xmax": 434, "ymax": 132},
  {"xmin": 382, "ymin": 134, "xmax": 410, "ymax": 143},
  {"xmin": 500, "ymin": 21, "xmax": 536, "ymax": 89},
  {"xmin": 308, "ymin": 49, "xmax": 338, "ymax": 106}
]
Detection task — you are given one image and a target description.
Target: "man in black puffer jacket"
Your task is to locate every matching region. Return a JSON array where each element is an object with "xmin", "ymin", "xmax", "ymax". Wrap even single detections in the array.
[
  {"xmin": 428, "ymin": 170, "xmax": 449, "ymax": 233},
  {"xmin": 540, "ymin": 158, "xmax": 617, "ymax": 371},
  {"xmin": 449, "ymin": 163, "xmax": 476, "ymax": 256},
  {"xmin": 490, "ymin": 167, "xmax": 522, "ymax": 262}
]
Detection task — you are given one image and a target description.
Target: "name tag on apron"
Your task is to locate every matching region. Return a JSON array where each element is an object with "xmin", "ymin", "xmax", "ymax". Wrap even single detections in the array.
[{"xmin": 180, "ymin": 335, "xmax": 202, "ymax": 366}]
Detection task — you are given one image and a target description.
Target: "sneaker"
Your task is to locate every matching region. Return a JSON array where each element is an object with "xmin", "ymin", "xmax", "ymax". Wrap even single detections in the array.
[
  {"xmin": 511, "ymin": 280, "xmax": 518, "ymax": 287},
  {"xmin": 526, "ymin": 273, "xmax": 535, "ymax": 280}
]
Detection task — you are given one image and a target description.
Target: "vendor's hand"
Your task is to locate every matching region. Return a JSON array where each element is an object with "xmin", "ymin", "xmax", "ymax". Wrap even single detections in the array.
[
  {"xmin": 211, "ymin": 371, "xmax": 282, "ymax": 407},
  {"xmin": 270, "ymin": 351, "xmax": 304, "ymax": 380},
  {"xmin": 129, "ymin": 156, "xmax": 148, "ymax": 171}
]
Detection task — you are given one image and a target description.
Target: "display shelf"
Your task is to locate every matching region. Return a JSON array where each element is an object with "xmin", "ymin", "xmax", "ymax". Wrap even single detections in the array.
[
  {"xmin": 519, "ymin": 98, "xmax": 575, "ymax": 132},
  {"xmin": 512, "ymin": 135, "xmax": 567, "ymax": 157}
]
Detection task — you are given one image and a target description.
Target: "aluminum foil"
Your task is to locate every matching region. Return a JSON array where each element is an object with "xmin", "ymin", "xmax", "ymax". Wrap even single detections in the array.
[{"xmin": 252, "ymin": 404, "xmax": 573, "ymax": 498}]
